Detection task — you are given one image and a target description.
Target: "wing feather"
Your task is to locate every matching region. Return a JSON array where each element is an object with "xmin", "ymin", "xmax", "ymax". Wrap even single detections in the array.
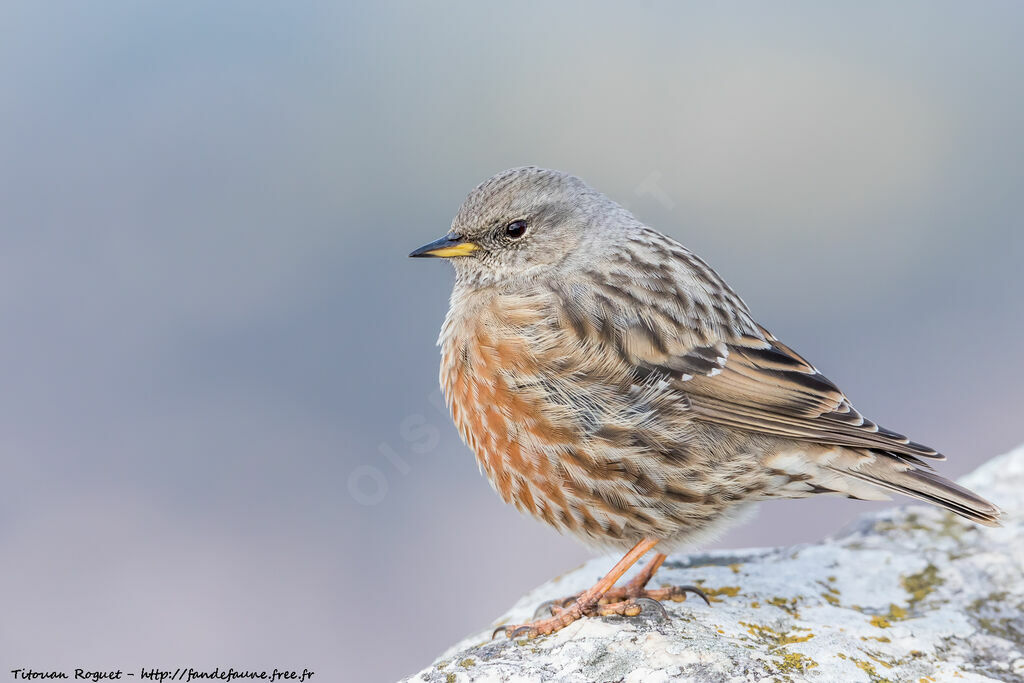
[{"xmin": 549, "ymin": 231, "xmax": 943, "ymax": 462}]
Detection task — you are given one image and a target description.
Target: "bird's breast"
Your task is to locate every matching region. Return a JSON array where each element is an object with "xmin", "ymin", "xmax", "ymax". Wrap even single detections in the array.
[
  {"xmin": 443, "ymin": 320, "xmax": 550, "ymax": 480},
  {"xmin": 437, "ymin": 291, "xmax": 586, "ymax": 512}
]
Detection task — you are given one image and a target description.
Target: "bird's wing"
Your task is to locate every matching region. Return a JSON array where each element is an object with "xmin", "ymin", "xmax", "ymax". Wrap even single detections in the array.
[
  {"xmin": 676, "ymin": 327, "xmax": 942, "ymax": 461},
  {"xmin": 548, "ymin": 234, "xmax": 942, "ymax": 463}
]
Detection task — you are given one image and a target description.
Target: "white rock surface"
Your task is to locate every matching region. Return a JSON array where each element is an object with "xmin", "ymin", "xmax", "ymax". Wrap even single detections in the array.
[{"xmin": 405, "ymin": 445, "xmax": 1024, "ymax": 682}]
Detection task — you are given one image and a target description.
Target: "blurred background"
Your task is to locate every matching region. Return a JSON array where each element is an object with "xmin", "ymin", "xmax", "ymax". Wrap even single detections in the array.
[{"xmin": 1, "ymin": 2, "xmax": 1022, "ymax": 681}]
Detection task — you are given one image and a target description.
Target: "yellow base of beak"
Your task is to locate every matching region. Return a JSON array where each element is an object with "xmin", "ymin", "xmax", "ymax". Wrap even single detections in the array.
[
  {"xmin": 422, "ymin": 242, "xmax": 478, "ymax": 258},
  {"xmin": 410, "ymin": 234, "xmax": 479, "ymax": 258}
]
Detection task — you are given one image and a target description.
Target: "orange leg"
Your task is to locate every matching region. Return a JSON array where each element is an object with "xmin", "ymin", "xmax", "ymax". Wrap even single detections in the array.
[
  {"xmin": 495, "ymin": 539, "xmax": 709, "ymax": 639},
  {"xmin": 620, "ymin": 552, "xmax": 668, "ymax": 596},
  {"xmin": 595, "ymin": 552, "xmax": 707, "ymax": 605}
]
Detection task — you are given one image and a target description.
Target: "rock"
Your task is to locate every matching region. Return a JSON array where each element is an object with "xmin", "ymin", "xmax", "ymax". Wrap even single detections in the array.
[{"xmin": 405, "ymin": 446, "xmax": 1024, "ymax": 683}]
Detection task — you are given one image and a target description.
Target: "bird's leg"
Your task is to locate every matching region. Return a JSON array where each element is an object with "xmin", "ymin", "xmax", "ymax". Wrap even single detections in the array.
[
  {"xmin": 613, "ymin": 552, "xmax": 668, "ymax": 598},
  {"xmin": 496, "ymin": 538, "xmax": 659, "ymax": 639},
  {"xmin": 597, "ymin": 552, "xmax": 709, "ymax": 606}
]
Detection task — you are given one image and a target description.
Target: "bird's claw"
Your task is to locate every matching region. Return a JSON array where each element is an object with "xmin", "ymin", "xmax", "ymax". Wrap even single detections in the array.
[
  {"xmin": 670, "ymin": 584, "xmax": 711, "ymax": 606},
  {"xmin": 509, "ymin": 625, "xmax": 538, "ymax": 640},
  {"xmin": 634, "ymin": 596, "xmax": 670, "ymax": 618},
  {"xmin": 531, "ymin": 598, "xmax": 563, "ymax": 620},
  {"xmin": 492, "ymin": 624, "xmax": 542, "ymax": 640}
]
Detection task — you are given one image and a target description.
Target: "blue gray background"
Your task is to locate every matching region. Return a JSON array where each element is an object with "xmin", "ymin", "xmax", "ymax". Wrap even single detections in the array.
[{"xmin": 1, "ymin": 3, "xmax": 1022, "ymax": 681}]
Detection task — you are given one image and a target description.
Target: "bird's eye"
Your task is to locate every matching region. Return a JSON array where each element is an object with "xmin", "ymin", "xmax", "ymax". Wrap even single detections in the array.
[{"xmin": 505, "ymin": 219, "xmax": 528, "ymax": 239}]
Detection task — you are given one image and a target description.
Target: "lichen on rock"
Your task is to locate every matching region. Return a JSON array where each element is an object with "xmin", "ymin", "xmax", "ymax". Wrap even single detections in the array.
[{"xmin": 405, "ymin": 446, "xmax": 1024, "ymax": 682}]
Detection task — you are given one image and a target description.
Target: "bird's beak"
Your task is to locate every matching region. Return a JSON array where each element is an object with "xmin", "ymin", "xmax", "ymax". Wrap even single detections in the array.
[{"xmin": 408, "ymin": 233, "xmax": 479, "ymax": 258}]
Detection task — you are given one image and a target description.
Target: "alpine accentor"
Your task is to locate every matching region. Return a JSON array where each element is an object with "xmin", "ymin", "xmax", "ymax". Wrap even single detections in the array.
[{"xmin": 410, "ymin": 167, "xmax": 1000, "ymax": 638}]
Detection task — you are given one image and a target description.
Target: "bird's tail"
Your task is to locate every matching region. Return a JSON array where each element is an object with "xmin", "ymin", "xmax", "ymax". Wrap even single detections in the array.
[
  {"xmin": 766, "ymin": 446, "xmax": 1002, "ymax": 526},
  {"xmin": 833, "ymin": 457, "xmax": 1001, "ymax": 527}
]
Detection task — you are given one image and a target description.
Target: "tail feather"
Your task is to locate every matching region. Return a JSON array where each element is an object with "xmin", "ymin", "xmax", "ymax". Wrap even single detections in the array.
[{"xmin": 829, "ymin": 454, "xmax": 1002, "ymax": 527}]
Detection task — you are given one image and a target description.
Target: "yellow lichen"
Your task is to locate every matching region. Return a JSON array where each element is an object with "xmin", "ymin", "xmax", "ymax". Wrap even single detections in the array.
[
  {"xmin": 777, "ymin": 651, "xmax": 818, "ymax": 673},
  {"xmin": 817, "ymin": 578, "xmax": 842, "ymax": 607},
  {"xmin": 702, "ymin": 585, "xmax": 741, "ymax": 602},
  {"xmin": 869, "ymin": 603, "xmax": 910, "ymax": 628},
  {"xmin": 767, "ymin": 596, "xmax": 801, "ymax": 615},
  {"xmin": 740, "ymin": 621, "xmax": 814, "ymax": 646},
  {"xmin": 853, "ymin": 658, "xmax": 895, "ymax": 683},
  {"xmin": 888, "ymin": 603, "xmax": 908, "ymax": 620},
  {"xmin": 856, "ymin": 660, "xmax": 876, "ymax": 675},
  {"xmin": 866, "ymin": 653, "xmax": 894, "ymax": 669},
  {"xmin": 901, "ymin": 565, "xmax": 944, "ymax": 605}
]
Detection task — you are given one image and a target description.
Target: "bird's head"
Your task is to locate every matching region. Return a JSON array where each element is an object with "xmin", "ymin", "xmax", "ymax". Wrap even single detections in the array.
[{"xmin": 410, "ymin": 167, "xmax": 632, "ymax": 287}]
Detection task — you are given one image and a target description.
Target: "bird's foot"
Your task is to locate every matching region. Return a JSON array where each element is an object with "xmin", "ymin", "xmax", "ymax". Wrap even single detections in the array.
[
  {"xmin": 493, "ymin": 597, "xmax": 590, "ymax": 640},
  {"xmin": 529, "ymin": 550, "xmax": 709, "ymax": 619},
  {"xmin": 495, "ymin": 585, "xmax": 710, "ymax": 640},
  {"xmin": 495, "ymin": 595, "xmax": 661, "ymax": 639},
  {"xmin": 601, "ymin": 582, "xmax": 711, "ymax": 606},
  {"xmin": 492, "ymin": 542, "xmax": 711, "ymax": 641},
  {"xmin": 529, "ymin": 582, "xmax": 709, "ymax": 620}
]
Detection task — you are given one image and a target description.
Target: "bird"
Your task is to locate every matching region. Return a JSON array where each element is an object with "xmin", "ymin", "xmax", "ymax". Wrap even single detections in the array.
[{"xmin": 409, "ymin": 166, "xmax": 1001, "ymax": 639}]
